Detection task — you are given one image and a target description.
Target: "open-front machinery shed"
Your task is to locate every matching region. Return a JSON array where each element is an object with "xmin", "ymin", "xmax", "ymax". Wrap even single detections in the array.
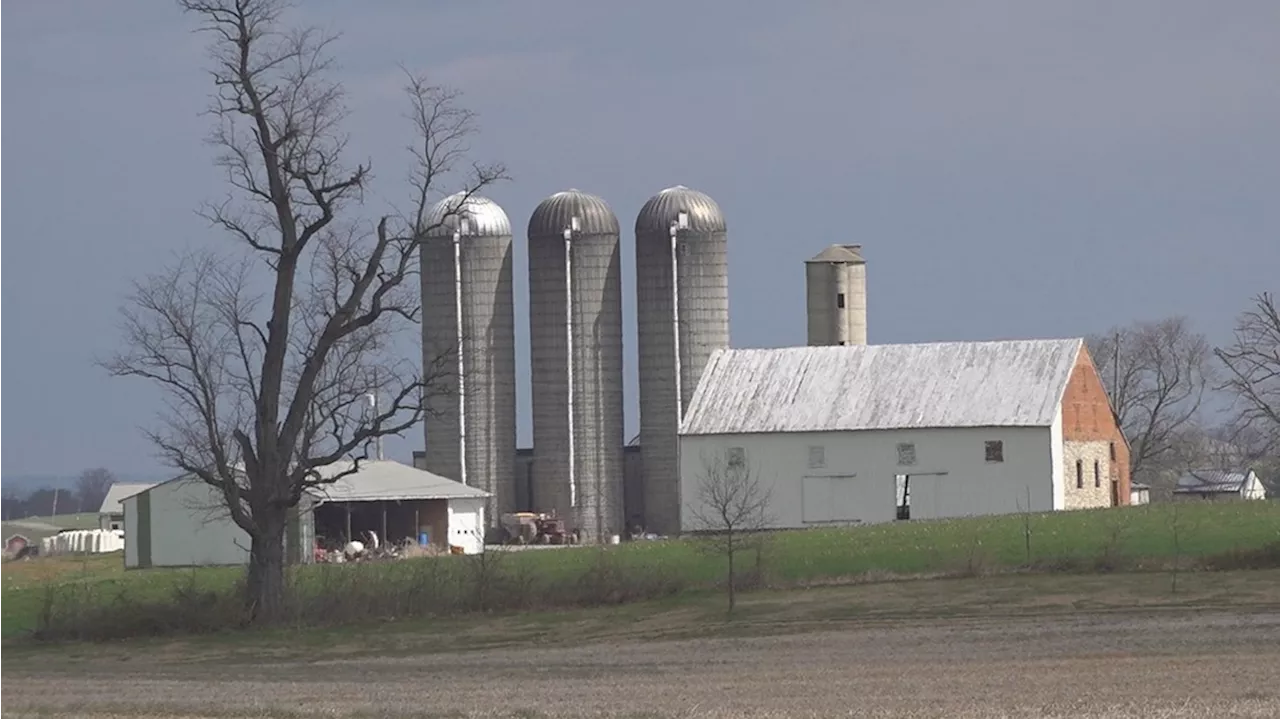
[{"xmin": 121, "ymin": 460, "xmax": 489, "ymax": 569}]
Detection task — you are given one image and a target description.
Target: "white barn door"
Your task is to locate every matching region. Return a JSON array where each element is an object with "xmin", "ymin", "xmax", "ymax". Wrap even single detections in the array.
[
  {"xmin": 803, "ymin": 475, "xmax": 882, "ymax": 525},
  {"xmin": 801, "ymin": 476, "xmax": 832, "ymax": 523}
]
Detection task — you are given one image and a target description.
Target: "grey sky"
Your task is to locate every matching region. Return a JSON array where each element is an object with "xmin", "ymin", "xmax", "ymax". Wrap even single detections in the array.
[{"xmin": 4, "ymin": 1, "xmax": 1278, "ymax": 480}]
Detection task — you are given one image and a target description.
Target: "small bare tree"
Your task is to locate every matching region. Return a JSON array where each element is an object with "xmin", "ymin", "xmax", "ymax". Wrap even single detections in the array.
[
  {"xmin": 1088, "ymin": 317, "xmax": 1215, "ymax": 482},
  {"xmin": 76, "ymin": 468, "xmax": 116, "ymax": 514},
  {"xmin": 106, "ymin": 0, "xmax": 504, "ymax": 622},
  {"xmin": 1216, "ymin": 292, "xmax": 1280, "ymax": 473},
  {"xmin": 688, "ymin": 449, "xmax": 773, "ymax": 613}
]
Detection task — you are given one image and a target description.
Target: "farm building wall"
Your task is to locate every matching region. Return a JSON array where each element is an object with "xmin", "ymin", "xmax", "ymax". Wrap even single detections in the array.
[
  {"xmin": 123, "ymin": 478, "xmax": 313, "ymax": 569},
  {"xmin": 679, "ymin": 426, "xmax": 1055, "ymax": 531},
  {"xmin": 122, "ymin": 492, "xmax": 159, "ymax": 568},
  {"xmin": 1059, "ymin": 346, "xmax": 1130, "ymax": 507},
  {"xmin": 123, "ymin": 478, "xmax": 249, "ymax": 568}
]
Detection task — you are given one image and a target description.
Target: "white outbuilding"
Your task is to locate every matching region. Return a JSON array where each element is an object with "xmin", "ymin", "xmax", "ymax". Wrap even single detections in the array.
[
  {"xmin": 99, "ymin": 482, "xmax": 158, "ymax": 531},
  {"xmin": 1173, "ymin": 469, "xmax": 1268, "ymax": 501},
  {"xmin": 678, "ymin": 339, "xmax": 1132, "ymax": 531},
  {"xmin": 121, "ymin": 460, "xmax": 489, "ymax": 569}
]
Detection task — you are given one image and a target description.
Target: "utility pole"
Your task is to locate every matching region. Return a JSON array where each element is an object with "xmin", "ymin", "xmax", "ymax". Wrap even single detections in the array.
[
  {"xmin": 1113, "ymin": 330, "xmax": 1120, "ymax": 395},
  {"xmin": 50, "ymin": 487, "xmax": 59, "ymax": 520}
]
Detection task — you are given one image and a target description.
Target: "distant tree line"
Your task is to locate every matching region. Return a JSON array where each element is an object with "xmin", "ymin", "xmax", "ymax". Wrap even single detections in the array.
[
  {"xmin": 1087, "ymin": 292, "xmax": 1280, "ymax": 499},
  {"xmin": 1, "ymin": 468, "xmax": 116, "ymax": 520}
]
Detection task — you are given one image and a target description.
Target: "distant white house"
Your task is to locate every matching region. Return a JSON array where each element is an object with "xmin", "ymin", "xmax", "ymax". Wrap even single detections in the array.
[
  {"xmin": 121, "ymin": 460, "xmax": 490, "ymax": 569},
  {"xmin": 677, "ymin": 339, "xmax": 1132, "ymax": 531},
  {"xmin": 1173, "ymin": 469, "xmax": 1268, "ymax": 501},
  {"xmin": 98, "ymin": 483, "xmax": 158, "ymax": 531}
]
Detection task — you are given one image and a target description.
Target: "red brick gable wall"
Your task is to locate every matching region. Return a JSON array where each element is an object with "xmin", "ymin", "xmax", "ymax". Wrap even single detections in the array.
[{"xmin": 1060, "ymin": 346, "xmax": 1132, "ymax": 505}]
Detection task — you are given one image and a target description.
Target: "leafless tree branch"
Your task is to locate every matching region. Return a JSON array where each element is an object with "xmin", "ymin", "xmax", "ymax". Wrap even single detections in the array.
[
  {"xmin": 688, "ymin": 449, "xmax": 773, "ymax": 613},
  {"xmin": 1087, "ymin": 317, "xmax": 1215, "ymax": 481},
  {"xmin": 107, "ymin": 0, "xmax": 506, "ymax": 623},
  {"xmin": 1216, "ymin": 292, "xmax": 1280, "ymax": 462}
]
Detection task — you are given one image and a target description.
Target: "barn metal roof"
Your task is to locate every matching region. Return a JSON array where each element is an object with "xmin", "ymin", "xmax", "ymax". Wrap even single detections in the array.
[
  {"xmin": 99, "ymin": 483, "xmax": 159, "ymax": 514},
  {"xmin": 307, "ymin": 460, "xmax": 491, "ymax": 503},
  {"xmin": 679, "ymin": 339, "xmax": 1083, "ymax": 436},
  {"xmin": 1173, "ymin": 469, "xmax": 1256, "ymax": 494}
]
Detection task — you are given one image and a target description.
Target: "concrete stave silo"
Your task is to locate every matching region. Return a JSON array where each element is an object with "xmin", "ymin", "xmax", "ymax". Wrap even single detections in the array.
[
  {"xmin": 527, "ymin": 189, "xmax": 625, "ymax": 543},
  {"xmin": 420, "ymin": 192, "xmax": 518, "ymax": 531},
  {"xmin": 805, "ymin": 245, "xmax": 867, "ymax": 346},
  {"xmin": 635, "ymin": 185, "xmax": 729, "ymax": 536}
]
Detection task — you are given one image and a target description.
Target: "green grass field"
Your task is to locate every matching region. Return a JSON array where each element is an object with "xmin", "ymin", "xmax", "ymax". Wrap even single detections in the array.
[{"xmin": 4, "ymin": 500, "xmax": 1278, "ymax": 640}]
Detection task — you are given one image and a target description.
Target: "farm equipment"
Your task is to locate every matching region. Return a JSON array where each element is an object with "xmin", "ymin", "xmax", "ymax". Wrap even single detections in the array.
[{"xmin": 499, "ymin": 511, "xmax": 578, "ymax": 545}]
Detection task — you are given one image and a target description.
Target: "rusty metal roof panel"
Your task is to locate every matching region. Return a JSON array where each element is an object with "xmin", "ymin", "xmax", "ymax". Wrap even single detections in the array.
[{"xmin": 679, "ymin": 339, "xmax": 1083, "ymax": 436}]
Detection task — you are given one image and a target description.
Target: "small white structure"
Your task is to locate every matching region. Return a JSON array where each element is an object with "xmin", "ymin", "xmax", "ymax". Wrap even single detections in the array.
[
  {"xmin": 1173, "ymin": 469, "xmax": 1268, "ymax": 501},
  {"xmin": 41, "ymin": 529, "xmax": 125, "ymax": 556},
  {"xmin": 678, "ymin": 339, "xmax": 1129, "ymax": 531},
  {"xmin": 122, "ymin": 460, "xmax": 489, "ymax": 569},
  {"xmin": 99, "ymin": 482, "xmax": 157, "ymax": 531},
  {"xmin": 1130, "ymin": 482, "xmax": 1151, "ymax": 505}
]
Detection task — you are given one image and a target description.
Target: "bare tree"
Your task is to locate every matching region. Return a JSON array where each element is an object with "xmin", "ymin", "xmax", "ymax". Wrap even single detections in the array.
[
  {"xmin": 688, "ymin": 449, "xmax": 773, "ymax": 613},
  {"xmin": 76, "ymin": 468, "xmax": 117, "ymax": 513},
  {"xmin": 1216, "ymin": 292, "xmax": 1280, "ymax": 466},
  {"xmin": 106, "ymin": 0, "xmax": 504, "ymax": 622},
  {"xmin": 1087, "ymin": 317, "xmax": 1214, "ymax": 481}
]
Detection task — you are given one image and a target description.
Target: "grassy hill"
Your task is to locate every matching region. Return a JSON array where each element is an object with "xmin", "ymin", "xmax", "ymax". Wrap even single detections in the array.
[{"xmin": 4, "ymin": 500, "xmax": 1278, "ymax": 640}]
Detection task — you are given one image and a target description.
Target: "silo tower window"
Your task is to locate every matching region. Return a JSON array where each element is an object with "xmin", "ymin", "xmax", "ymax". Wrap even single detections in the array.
[{"xmin": 836, "ymin": 293, "xmax": 846, "ymax": 309}]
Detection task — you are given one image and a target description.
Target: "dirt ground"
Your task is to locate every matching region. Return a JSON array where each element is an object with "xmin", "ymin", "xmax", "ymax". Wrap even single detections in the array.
[{"xmin": 4, "ymin": 609, "xmax": 1279, "ymax": 718}]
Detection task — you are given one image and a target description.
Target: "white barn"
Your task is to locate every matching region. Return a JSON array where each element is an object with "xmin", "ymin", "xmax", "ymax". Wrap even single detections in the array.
[
  {"xmin": 677, "ymin": 339, "xmax": 1132, "ymax": 531},
  {"xmin": 121, "ymin": 460, "xmax": 489, "ymax": 569}
]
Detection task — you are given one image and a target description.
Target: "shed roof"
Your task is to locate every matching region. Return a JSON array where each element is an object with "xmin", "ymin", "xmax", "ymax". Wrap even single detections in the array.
[
  {"xmin": 122, "ymin": 460, "xmax": 489, "ymax": 505},
  {"xmin": 680, "ymin": 339, "xmax": 1083, "ymax": 436},
  {"xmin": 307, "ymin": 461, "xmax": 490, "ymax": 503},
  {"xmin": 99, "ymin": 483, "xmax": 158, "ymax": 514},
  {"xmin": 1173, "ymin": 469, "xmax": 1256, "ymax": 494}
]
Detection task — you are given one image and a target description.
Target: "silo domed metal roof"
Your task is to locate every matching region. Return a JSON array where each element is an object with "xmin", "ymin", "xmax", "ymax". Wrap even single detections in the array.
[
  {"xmin": 635, "ymin": 185, "xmax": 726, "ymax": 234},
  {"xmin": 423, "ymin": 192, "xmax": 512, "ymax": 238},
  {"xmin": 528, "ymin": 189, "xmax": 620, "ymax": 237}
]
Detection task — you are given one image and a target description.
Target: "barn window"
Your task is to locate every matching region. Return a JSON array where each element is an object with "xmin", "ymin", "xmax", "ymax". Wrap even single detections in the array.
[
  {"xmin": 1109, "ymin": 442, "xmax": 1117, "ymax": 461},
  {"xmin": 897, "ymin": 442, "xmax": 917, "ymax": 466},
  {"xmin": 984, "ymin": 440, "xmax": 1004, "ymax": 463},
  {"xmin": 1094, "ymin": 460, "xmax": 1101, "ymax": 488},
  {"xmin": 836, "ymin": 293, "xmax": 846, "ymax": 309},
  {"xmin": 727, "ymin": 447, "xmax": 746, "ymax": 469},
  {"xmin": 807, "ymin": 445, "xmax": 826, "ymax": 469},
  {"xmin": 1076, "ymin": 460, "xmax": 1084, "ymax": 489}
]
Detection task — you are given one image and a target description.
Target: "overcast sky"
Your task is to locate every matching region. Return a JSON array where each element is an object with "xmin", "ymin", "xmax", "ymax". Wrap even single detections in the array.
[{"xmin": 4, "ymin": 1, "xmax": 1278, "ymax": 480}]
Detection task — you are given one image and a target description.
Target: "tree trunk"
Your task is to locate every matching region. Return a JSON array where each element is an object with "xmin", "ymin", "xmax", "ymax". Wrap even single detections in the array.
[
  {"xmin": 246, "ymin": 509, "xmax": 288, "ymax": 624},
  {"xmin": 726, "ymin": 531, "xmax": 736, "ymax": 613}
]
